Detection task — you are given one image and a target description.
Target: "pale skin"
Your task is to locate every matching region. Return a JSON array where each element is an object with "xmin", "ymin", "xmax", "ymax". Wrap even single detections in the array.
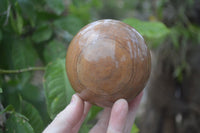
[{"xmin": 43, "ymin": 92, "xmax": 143, "ymax": 133}]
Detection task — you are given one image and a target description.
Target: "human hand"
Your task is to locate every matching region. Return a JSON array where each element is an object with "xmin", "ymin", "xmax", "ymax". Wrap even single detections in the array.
[{"xmin": 43, "ymin": 92, "xmax": 143, "ymax": 133}]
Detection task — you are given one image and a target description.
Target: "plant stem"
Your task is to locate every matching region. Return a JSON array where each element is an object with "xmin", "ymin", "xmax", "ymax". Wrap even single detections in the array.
[{"xmin": 0, "ymin": 67, "xmax": 45, "ymax": 74}]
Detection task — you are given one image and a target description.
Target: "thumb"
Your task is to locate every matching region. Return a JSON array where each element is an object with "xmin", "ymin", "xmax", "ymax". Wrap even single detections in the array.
[{"xmin": 43, "ymin": 94, "xmax": 84, "ymax": 133}]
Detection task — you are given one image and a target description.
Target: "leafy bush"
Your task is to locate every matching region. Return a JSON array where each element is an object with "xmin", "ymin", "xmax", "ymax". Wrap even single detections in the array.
[{"xmin": 0, "ymin": 0, "xmax": 170, "ymax": 132}]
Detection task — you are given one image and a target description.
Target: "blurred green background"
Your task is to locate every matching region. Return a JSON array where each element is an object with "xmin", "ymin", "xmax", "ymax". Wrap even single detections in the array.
[{"xmin": 0, "ymin": 0, "xmax": 200, "ymax": 132}]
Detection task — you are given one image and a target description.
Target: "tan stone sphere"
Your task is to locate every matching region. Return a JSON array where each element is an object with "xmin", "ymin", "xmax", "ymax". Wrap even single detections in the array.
[{"xmin": 66, "ymin": 19, "xmax": 151, "ymax": 107}]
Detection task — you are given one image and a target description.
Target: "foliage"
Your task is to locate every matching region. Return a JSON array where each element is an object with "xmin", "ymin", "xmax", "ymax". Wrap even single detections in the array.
[
  {"xmin": 0, "ymin": 0, "xmax": 186, "ymax": 132},
  {"xmin": 123, "ymin": 18, "xmax": 170, "ymax": 48}
]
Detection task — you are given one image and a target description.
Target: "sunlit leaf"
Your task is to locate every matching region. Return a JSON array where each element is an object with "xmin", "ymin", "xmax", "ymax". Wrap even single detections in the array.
[
  {"xmin": 123, "ymin": 18, "xmax": 170, "ymax": 47},
  {"xmin": 123, "ymin": 18, "xmax": 170, "ymax": 38},
  {"xmin": 44, "ymin": 59, "xmax": 74, "ymax": 119},
  {"xmin": 5, "ymin": 112, "xmax": 34, "ymax": 133}
]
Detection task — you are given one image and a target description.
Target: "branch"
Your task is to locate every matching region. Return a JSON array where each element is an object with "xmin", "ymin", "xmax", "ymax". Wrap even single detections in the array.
[{"xmin": 0, "ymin": 67, "xmax": 45, "ymax": 74}]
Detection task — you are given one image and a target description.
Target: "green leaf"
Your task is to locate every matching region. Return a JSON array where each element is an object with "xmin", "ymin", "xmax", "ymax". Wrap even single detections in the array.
[
  {"xmin": 79, "ymin": 105, "xmax": 103, "ymax": 132},
  {"xmin": 3, "ymin": 87, "xmax": 21, "ymax": 111},
  {"xmin": 32, "ymin": 25, "xmax": 53, "ymax": 43},
  {"xmin": 123, "ymin": 18, "xmax": 170, "ymax": 38},
  {"xmin": 43, "ymin": 40, "xmax": 66, "ymax": 64},
  {"xmin": 46, "ymin": 0, "xmax": 65, "ymax": 15},
  {"xmin": 9, "ymin": 3, "xmax": 24, "ymax": 34},
  {"xmin": 20, "ymin": 84, "xmax": 50, "ymax": 127},
  {"xmin": 10, "ymin": 11, "xmax": 18, "ymax": 33},
  {"xmin": 44, "ymin": 59, "xmax": 74, "ymax": 119},
  {"xmin": 69, "ymin": 4, "xmax": 90, "ymax": 24},
  {"xmin": 21, "ymin": 100, "xmax": 44, "ymax": 133},
  {"xmin": 20, "ymin": 83, "xmax": 42, "ymax": 103},
  {"xmin": 54, "ymin": 15, "xmax": 84, "ymax": 35},
  {"xmin": 17, "ymin": 0, "xmax": 39, "ymax": 27},
  {"xmin": 86, "ymin": 105, "xmax": 102, "ymax": 122},
  {"xmin": 11, "ymin": 38, "xmax": 38, "ymax": 69},
  {"xmin": 123, "ymin": 18, "xmax": 170, "ymax": 47},
  {"xmin": 0, "ymin": 105, "xmax": 14, "ymax": 114},
  {"xmin": 16, "ymin": 8, "xmax": 24, "ymax": 34},
  {"xmin": 131, "ymin": 124, "xmax": 139, "ymax": 133},
  {"xmin": 5, "ymin": 112, "xmax": 34, "ymax": 133},
  {"xmin": 170, "ymin": 27, "xmax": 180, "ymax": 49},
  {"xmin": 11, "ymin": 38, "xmax": 38, "ymax": 86},
  {"xmin": 0, "ymin": 88, "xmax": 2, "ymax": 93}
]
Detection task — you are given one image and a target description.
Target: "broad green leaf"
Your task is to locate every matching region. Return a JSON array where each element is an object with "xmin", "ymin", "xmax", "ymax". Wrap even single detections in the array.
[
  {"xmin": 44, "ymin": 59, "xmax": 74, "ymax": 119},
  {"xmin": 11, "ymin": 38, "xmax": 38, "ymax": 86},
  {"xmin": 46, "ymin": 0, "xmax": 65, "ymax": 15},
  {"xmin": 3, "ymin": 86, "xmax": 21, "ymax": 111},
  {"xmin": 21, "ymin": 100, "xmax": 44, "ymax": 133},
  {"xmin": 5, "ymin": 112, "xmax": 34, "ymax": 133},
  {"xmin": 11, "ymin": 39, "xmax": 38, "ymax": 69},
  {"xmin": 20, "ymin": 84, "xmax": 50, "ymax": 127},
  {"xmin": 123, "ymin": 18, "xmax": 170, "ymax": 47},
  {"xmin": 54, "ymin": 15, "xmax": 84, "ymax": 35},
  {"xmin": 123, "ymin": 18, "xmax": 170, "ymax": 38},
  {"xmin": 0, "ymin": 88, "xmax": 2, "ymax": 93},
  {"xmin": 43, "ymin": 40, "xmax": 66, "ymax": 64},
  {"xmin": 32, "ymin": 25, "xmax": 52, "ymax": 43},
  {"xmin": 20, "ymin": 83, "xmax": 42, "ymax": 103}
]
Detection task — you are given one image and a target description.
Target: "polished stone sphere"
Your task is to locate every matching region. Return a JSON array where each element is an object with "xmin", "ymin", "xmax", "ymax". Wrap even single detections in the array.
[{"xmin": 66, "ymin": 19, "xmax": 151, "ymax": 107}]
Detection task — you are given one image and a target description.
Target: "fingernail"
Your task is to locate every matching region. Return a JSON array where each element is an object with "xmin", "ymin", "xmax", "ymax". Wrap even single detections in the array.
[
  {"xmin": 70, "ymin": 94, "xmax": 76, "ymax": 104},
  {"xmin": 114, "ymin": 99, "xmax": 128, "ymax": 114}
]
